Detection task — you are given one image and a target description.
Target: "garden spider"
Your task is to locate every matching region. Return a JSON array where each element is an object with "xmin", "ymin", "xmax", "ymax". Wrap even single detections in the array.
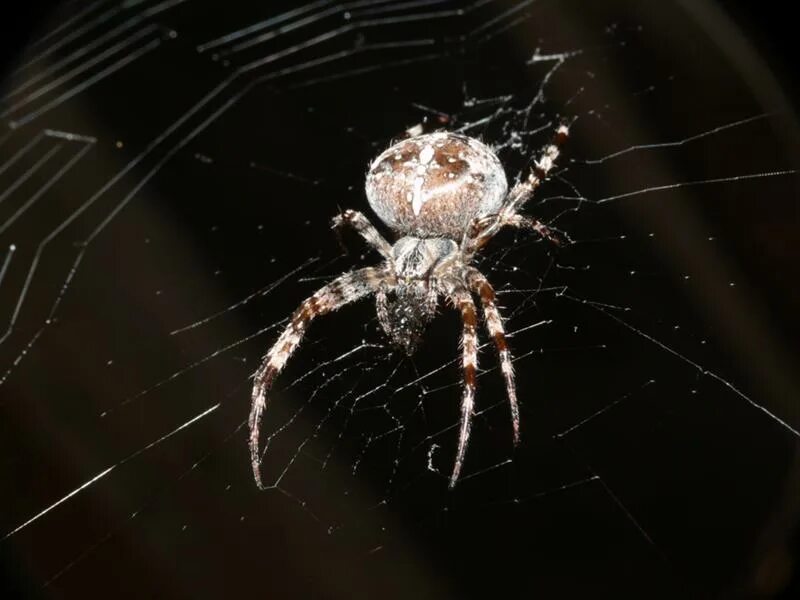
[{"xmin": 250, "ymin": 124, "xmax": 568, "ymax": 488}]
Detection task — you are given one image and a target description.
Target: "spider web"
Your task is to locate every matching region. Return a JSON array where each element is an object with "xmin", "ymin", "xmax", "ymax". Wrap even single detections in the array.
[{"xmin": 1, "ymin": 0, "xmax": 799, "ymax": 597}]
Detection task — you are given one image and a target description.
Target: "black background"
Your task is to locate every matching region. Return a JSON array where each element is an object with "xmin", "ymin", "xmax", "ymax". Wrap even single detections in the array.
[{"xmin": 1, "ymin": 1, "xmax": 799, "ymax": 598}]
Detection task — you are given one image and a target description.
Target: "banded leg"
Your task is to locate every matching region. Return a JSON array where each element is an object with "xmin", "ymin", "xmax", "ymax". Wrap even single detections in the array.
[
  {"xmin": 505, "ymin": 122, "xmax": 570, "ymax": 216},
  {"xmin": 466, "ymin": 123, "xmax": 570, "ymax": 254},
  {"xmin": 450, "ymin": 290, "xmax": 479, "ymax": 488},
  {"xmin": 250, "ymin": 267, "xmax": 385, "ymax": 488},
  {"xmin": 466, "ymin": 214, "xmax": 564, "ymax": 254},
  {"xmin": 332, "ymin": 209, "xmax": 393, "ymax": 259},
  {"xmin": 503, "ymin": 214, "xmax": 564, "ymax": 245},
  {"xmin": 467, "ymin": 268, "xmax": 519, "ymax": 444},
  {"xmin": 376, "ymin": 286, "xmax": 390, "ymax": 335}
]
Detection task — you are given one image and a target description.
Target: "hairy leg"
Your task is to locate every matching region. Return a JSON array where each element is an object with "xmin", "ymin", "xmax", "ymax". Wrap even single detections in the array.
[
  {"xmin": 450, "ymin": 289, "xmax": 479, "ymax": 488},
  {"xmin": 502, "ymin": 214, "xmax": 565, "ymax": 245},
  {"xmin": 466, "ymin": 214, "xmax": 565, "ymax": 253},
  {"xmin": 332, "ymin": 209, "xmax": 393, "ymax": 259},
  {"xmin": 465, "ymin": 122, "xmax": 570, "ymax": 254},
  {"xmin": 467, "ymin": 268, "xmax": 519, "ymax": 444},
  {"xmin": 504, "ymin": 123, "xmax": 570, "ymax": 216},
  {"xmin": 250, "ymin": 267, "xmax": 386, "ymax": 488}
]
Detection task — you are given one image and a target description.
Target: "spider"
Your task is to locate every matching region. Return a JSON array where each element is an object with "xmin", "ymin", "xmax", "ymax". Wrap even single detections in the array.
[{"xmin": 250, "ymin": 125, "xmax": 569, "ymax": 489}]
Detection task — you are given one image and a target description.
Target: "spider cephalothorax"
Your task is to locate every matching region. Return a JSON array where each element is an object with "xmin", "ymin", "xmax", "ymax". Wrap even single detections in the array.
[
  {"xmin": 250, "ymin": 127, "xmax": 568, "ymax": 489},
  {"xmin": 380, "ymin": 237, "xmax": 455, "ymax": 354}
]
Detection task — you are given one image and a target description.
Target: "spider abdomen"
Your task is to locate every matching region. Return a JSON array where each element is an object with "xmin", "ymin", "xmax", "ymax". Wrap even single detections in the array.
[{"xmin": 365, "ymin": 132, "xmax": 508, "ymax": 239}]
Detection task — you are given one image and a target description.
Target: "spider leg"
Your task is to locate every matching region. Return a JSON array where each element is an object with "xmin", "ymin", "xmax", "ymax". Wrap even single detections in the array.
[
  {"xmin": 504, "ymin": 122, "xmax": 569, "ymax": 216},
  {"xmin": 503, "ymin": 214, "xmax": 567, "ymax": 245},
  {"xmin": 376, "ymin": 286, "xmax": 390, "ymax": 334},
  {"xmin": 450, "ymin": 289, "xmax": 479, "ymax": 488},
  {"xmin": 467, "ymin": 268, "xmax": 519, "ymax": 444},
  {"xmin": 465, "ymin": 122, "xmax": 569, "ymax": 254},
  {"xmin": 467, "ymin": 214, "xmax": 566, "ymax": 249},
  {"xmin": 250, "ymin": 266, "xmax": 386, "ymax": 489},
  {"xmin": 332, "ymin": 209, "xmax": 393, "ymax": 259}
]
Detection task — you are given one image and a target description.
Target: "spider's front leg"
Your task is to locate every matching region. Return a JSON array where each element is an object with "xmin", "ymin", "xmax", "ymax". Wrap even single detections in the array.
[
  {"xmin": 332, "ymin": 209, "xmax": 393, "ymax": 259},
  {"xmin": 504, "ymin": 214, "xmax": 564, "ymax": 244},
  {"xmin": 465, "ymin": 122, "xmax": 570, "ymax": 254},
  {"xmin": 250, "ymin": 266, "xmax": 386, "ymax": 489},
  {"xmin": 466, "ymin": 214, "xmax": 566, "ymax": 254},
  {"xmin": 505, "ymin": 122, "xmax": 570, "ymax": 215}
]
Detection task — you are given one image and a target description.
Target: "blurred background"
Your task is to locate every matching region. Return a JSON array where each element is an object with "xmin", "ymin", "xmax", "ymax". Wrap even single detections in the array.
[{"xmin": 1, "ymin": 1, "xmax": 798, "ymax": 597}]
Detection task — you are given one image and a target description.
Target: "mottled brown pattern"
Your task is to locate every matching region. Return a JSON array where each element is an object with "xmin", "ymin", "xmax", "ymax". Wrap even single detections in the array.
[
  {"xmin": 553, "ymin": 128, "xmax": 569, "ymax": 146},
  {"xmin": 293, "ymin": 297, "xmax": 318, "ymax": 326},
  {"xmin": 366, "ymin": 132, "xmax": 507, "ymax": 239}
]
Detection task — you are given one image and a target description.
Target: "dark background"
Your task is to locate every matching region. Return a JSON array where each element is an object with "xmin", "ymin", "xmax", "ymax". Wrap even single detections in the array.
[{"xmin": 1, "ymin": 1, "xmax": 799, "ymax": 598}]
